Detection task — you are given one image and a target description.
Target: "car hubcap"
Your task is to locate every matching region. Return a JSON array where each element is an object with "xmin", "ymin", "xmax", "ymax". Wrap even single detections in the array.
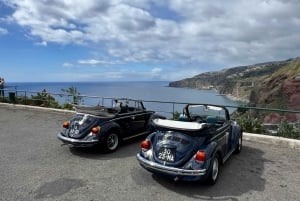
[
  {"xmin": 107, "ymin": 133, "xmax": 118, "ymax": 150},
  {"xmin": 212, "ymin": 157, "xmax": 219, "ymax": 181}
]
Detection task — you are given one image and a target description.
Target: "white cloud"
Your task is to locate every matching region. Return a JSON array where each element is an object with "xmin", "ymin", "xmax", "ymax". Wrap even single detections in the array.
[
  {"xmin": 0, "ymin": 27, "xmax": 8, "ymax": 35},
  {"xmin": 3, "ymin": 0, "xmax": 300, "ymax": 80},
  {"xmin": 54, "ymin": 67, "xmax": 170, "ymax": 81},
  {"xmin": 151, "ymin": 67, "xmax": 162, "ymax": 73},
  {"xmin": 62, "ymin": 62, "xmax": 74, "ymax": 67},
  {"xmin": 35, "ymin": 41, "xmax": 47, "ymax": 46},
  {"xmin": 78, "ymin": 59, "xmax": 122, "ymax": 65}
]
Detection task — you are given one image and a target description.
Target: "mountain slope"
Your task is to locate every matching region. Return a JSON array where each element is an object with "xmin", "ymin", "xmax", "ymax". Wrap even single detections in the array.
[{"xmin": 169, "ymin": 57, "xmax": 300, "ymax": 111}]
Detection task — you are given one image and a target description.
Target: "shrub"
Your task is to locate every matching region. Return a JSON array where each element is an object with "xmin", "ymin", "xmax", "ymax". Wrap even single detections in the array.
[
  {"xmin": 172, "ymin": 111, "xmax": 180, "ymax": 120},
  {"xmin": 62, "ymin": 103, "xmax": 74, "ymax": 110},
  {"xmin": 237, "ymin": 115, "xmax": 265, "ymax": 134},
  {"xmin": 31, "ymin": 89, "xmax": 59, "ymax": 107},
  {"xmin": 278, "ymin": 121, "xmax": 300, "ymax": 139}
]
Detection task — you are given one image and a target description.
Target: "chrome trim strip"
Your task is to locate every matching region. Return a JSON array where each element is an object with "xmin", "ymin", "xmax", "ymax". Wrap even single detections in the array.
[
  {"xmin": 57, "ymin": 132, "xmax": 99, "ymax": 144},
  {"xmin": 210, "ymin": 125, "xmax": 230, "ymax": 141},
  {"xmin": 76, "ymin": 112, "xmax": 110, "ymax": 118},
  {"xmin": 136, "ymin": 153, "xmax": 207, "ymax": 176},
  {"xmin": 122, "ymin": 131, "xmax": 149, "ymax": 140},
  {"xmin": 109, "ymin": 112, "xmax": 151, "ymax": 122}
]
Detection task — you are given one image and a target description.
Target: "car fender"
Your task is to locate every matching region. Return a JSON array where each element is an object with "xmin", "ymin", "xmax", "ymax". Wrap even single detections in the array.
[
  {"xmin": 204, "ymin": 139, "xmax": 225, "ymax": 167},
  {"xmin": 97, "ymin": 121, "xmax": 121, "ymax": 140},
  {"xmin": 199, "ymin": 141, "xmax": 218, "ymax": 164},
  {"xmin": 203, "ymin": 141, "xmax": 217, "ymax": 157},
  {"xmin": 231, "ymin": 124, "xmax": 242, "ymax": 145}
]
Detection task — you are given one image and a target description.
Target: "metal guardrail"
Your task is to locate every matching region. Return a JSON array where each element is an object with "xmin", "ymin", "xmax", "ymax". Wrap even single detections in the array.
[
  {"xmin": 1, "ymin": 88, "xmax": 299, "ymax": 137},
  {"xmin": 1, "ymin": 88, "xmax": 300, "ymax": 114},
  {"xmin": 224, "ymin": 105, "xmax": 300, "ymax": 114}
]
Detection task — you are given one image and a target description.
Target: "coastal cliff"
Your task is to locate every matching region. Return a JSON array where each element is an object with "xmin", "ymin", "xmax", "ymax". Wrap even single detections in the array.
[{"xmin": 169, "ymin": 57, "xmax": 300, "ymax": 111}]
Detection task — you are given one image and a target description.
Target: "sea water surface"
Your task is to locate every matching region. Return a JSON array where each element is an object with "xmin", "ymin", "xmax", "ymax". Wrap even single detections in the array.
[{"xmin": 8, "ymin": 81, "xmax": 241, "ymax": 115}]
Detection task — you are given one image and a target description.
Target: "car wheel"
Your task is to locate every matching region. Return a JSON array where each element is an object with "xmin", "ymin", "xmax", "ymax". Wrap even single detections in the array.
[
  {"xmin": 104, "ymin": 132, "xmax": 119, "ymax": 153},
  {"xmin": 207, "ymin": 153, "xmax": 220, "ymax": 185},
  {"xmin": 234, "ymin": 133, "xmax": 242, "ymax": 154}
]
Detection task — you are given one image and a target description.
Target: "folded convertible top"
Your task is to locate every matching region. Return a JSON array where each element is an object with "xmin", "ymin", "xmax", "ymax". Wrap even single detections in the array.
[
  {"xmin": 152, "ymin": 118, "xmax": 206, "ymax": 131},
  {"xmin": 74, "ymin": 105, "xmax": 118, "ymax": 117}
]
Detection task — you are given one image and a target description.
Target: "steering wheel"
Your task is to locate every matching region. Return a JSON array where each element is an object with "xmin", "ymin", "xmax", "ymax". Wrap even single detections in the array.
[{"xmin": 192, "ymin": 115, "xmax": 204, "ymax": 123}]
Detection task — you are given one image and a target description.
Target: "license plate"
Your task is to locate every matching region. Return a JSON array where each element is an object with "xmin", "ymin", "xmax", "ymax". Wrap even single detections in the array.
[
  {"xmin": 158, "ymin": 147, "xmax": 175, "ymax": 162},
  {"xmin": 69, "ymin": 124, "xmax": 80, "ymax": 137}
]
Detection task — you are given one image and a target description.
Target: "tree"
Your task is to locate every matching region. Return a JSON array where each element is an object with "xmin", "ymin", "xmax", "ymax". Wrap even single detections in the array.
[
  {"xmin": 31, "ymin": 89, "xmax": 59, "ymax": 107},
  {"xmin": 61, "ymin": 86, "xmax": 83, "ymax": 105}
]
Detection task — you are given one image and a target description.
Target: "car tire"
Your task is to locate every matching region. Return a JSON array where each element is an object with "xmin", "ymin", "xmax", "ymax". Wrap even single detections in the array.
[
  {"xmin": 207, "ymin": 153, "xmax": 220, "ymax": 185},
  {"xmin": 104, "ymin": 132, "xmax": 119, "ymax": 153},
  {"xmin": 234, "ymin": 133, "xmax": 242, "ymax": 154}
]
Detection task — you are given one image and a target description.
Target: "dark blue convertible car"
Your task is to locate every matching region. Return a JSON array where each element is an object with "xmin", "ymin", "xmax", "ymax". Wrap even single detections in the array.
[
  {"xmin": 136, "ymin": 104, "xmax": 243, "ymax": 184},
  {"xmin": 57, "ymin": 99, "xmax": 156, "ymax": 152}
]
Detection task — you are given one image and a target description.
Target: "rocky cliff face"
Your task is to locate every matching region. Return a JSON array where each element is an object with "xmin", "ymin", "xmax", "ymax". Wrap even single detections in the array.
[
  {"xmin": 170, "ymin": 60, "xmax": 291, "ymax": 93},
  {"xmin": 257, "ymin": 61, "xmax": 300, "ymax": 123},
  {"xmin": 169, "ymin": 57, "xmax": 300, "ymax": 114}
]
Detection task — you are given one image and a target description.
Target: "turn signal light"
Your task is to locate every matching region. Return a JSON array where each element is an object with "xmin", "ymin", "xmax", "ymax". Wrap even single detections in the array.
[
  {"xmin": 141, "ymin": 140, "xmax": 151, "ymax": 151},
  {"xmin": 91, "ymin": 126, "xmax": 100, "ymax": 135},
  {"xmin": 195, "ymin": 151, "xmax": 206, "ymax": 162},
  {"xmin": 63, "ymin": 121, "xmax": 70, "ymax": 129}
]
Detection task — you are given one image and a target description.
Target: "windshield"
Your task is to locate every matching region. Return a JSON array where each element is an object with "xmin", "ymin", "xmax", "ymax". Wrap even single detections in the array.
[
  {"xmin": 187, "ymin": 105, "xmax": 227, "ymax": 120},
  {"xmin": 113, "ymin": 99, "xmax": 144, "ymax": 111}
]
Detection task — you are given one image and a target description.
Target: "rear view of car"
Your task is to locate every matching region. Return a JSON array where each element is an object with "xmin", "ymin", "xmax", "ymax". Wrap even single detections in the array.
[
  {"xmin": 137, "ymin": 104, "xmax": 243, "ymax": 184},
  {"xmin": 57, "ymin": 99, "xmax": 157, "ymax": 152},
  {"xmin": 57, "ymin": 112, "xmax": 111, "ymax": 147},
  {"xmin": 137, "ymin": 119, "xmax": 211, "ymax": 182}
]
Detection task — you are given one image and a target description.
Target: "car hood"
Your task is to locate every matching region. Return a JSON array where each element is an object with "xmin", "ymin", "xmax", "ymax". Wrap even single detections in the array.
[{"xmin": 151, "ymin": 131, "xmax": 206, "ymax": 167}]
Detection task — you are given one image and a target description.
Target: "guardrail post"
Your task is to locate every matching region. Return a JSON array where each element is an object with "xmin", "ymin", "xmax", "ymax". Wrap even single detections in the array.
[
  {"xmin": 8, "ymin": 92, "xmax": 16, "ymax": 103},
  {"xmin": 172, "ymin": 103, "xmax": 175, "ymax": 119}
]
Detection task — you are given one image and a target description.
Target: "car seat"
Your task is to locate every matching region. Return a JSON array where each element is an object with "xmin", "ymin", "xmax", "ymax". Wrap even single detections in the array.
[
  {"xmin": 178, "ymin": 114, "xmax": 189, "ymax": 121},
  {"xmin": 206, "ymin": 116, "xmax": 217, "ymax": 124}
]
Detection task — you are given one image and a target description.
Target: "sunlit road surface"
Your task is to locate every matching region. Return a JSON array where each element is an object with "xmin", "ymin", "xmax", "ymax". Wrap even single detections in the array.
[{"xmin": 0, "ymin": 104, "xmax": 299, "ymax": 201}]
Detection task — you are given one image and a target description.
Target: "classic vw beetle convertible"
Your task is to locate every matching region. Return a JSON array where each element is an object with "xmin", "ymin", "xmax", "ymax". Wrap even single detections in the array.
[
  {"xmin": 57, "ymin": 99, "xmax": 158, "ymax": 152},
  {"xmin": 136, "ymin": 104, "xmax": 243, "ymax": 184}
]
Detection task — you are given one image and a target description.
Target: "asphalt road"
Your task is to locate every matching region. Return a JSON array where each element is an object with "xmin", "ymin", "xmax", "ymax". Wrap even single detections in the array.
[{"xmin": 0, "ymin": 104, "xmax": 299, "ymax": 201}]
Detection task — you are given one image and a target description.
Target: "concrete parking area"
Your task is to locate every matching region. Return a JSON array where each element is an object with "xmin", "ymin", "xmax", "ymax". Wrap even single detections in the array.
[{"xmin": 0, "ymin": 104, "xmax": 299, "ymax": 201}]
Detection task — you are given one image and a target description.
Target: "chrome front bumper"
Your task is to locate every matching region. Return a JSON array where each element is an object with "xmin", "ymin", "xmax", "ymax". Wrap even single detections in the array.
[
  {"xmin": 57, "ymin": 132, "xmax": 99, "ymax": 146},
  {"xmin": 136, "ymin": 153, "xmax": 207, "ymax": 176}
]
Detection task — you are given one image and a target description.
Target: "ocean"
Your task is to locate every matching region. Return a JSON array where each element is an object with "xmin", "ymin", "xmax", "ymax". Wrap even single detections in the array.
[{"xmin": 7, "ymin": 81, "xmax": 242, "ymax": 115}]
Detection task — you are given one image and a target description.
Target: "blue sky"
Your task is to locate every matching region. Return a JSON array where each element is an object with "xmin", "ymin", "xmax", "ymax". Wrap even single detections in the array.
[{"xmin": 1, "ymin": 0, "xmax": 300, "ymax": 82}]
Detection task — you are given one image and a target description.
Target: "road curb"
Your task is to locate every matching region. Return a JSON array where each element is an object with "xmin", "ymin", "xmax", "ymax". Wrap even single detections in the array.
[
  {"xmin": 243, "ymin": 132, "xmax": 300, "ymax": 150},
  {"xmin": 0, "ymin": 102, "xmax": 75, "ymax": 114}
]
